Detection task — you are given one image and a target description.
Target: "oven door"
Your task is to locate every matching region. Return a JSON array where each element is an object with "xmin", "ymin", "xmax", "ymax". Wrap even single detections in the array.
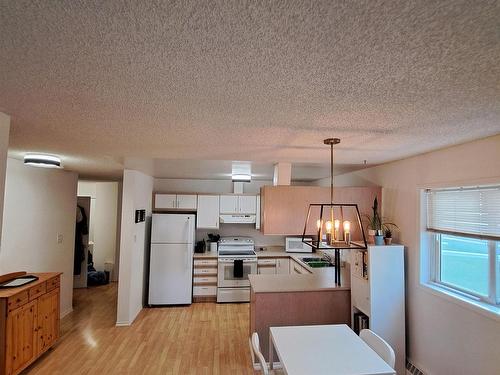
[{"xmin": 218, "ymin": 258, "xmax": 257, "ymax": 287}]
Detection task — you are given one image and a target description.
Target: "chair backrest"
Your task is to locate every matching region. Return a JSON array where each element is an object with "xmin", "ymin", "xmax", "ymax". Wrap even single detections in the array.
[
  {"xmin": 360, "ymin": 329, "xmax": 396, "ymax": 368},
  {"xmin": 251, "ymin": 332, "xmax": 269, "ymax": 375}
]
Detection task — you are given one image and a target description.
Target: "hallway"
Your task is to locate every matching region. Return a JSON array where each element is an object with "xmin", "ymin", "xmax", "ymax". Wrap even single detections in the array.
[{"xmin": 25, "ymin": 284, "xmax": 253, "ymax": 374}]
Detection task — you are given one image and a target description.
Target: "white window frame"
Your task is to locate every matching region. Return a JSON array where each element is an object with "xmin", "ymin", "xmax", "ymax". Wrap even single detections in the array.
[
  {"xmin": 419, "ymin": 187, "xmax": 500, "ymax": 320},
  {"xmin": 429, "ymin": 233, "xmax": 499, "ymax": 306}
]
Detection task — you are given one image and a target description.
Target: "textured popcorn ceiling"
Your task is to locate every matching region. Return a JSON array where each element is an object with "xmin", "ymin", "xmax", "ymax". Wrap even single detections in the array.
[{"xmin": 1, "ymin": 1, "xmax": 499, "ymax": 179}]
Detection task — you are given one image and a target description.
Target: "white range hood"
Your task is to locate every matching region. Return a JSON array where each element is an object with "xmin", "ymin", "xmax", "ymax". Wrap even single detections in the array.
[{"xmin": 219, "ymin": 214, "xmax": 256, "ymax": 224}]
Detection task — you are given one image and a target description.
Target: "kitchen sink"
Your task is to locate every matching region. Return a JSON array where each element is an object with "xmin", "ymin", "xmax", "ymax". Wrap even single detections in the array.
[
  {"xmin": 306, "ymin": 261, "xmax": 334, "ymax": 268},
  {"xmin": 300, "ymin": 257, "xmax": 335, "ymax": 268}
]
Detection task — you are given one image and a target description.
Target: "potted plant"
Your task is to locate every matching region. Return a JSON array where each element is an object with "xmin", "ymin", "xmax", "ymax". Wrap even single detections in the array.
[
  {"xmin": 384, "ymin": 228, "xmax": 393, "ymax": 245},
  {"xmin": 362, "ymin": 197, "xmax": 383, "ymax": 244},
  {"xmin": 382, "ymin": 222, "xmax": 399, "ymax": 245}
]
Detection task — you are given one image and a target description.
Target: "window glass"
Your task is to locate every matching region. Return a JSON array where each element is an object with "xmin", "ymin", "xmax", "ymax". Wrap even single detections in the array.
[
  {"xmin": 497, "ymin": 243, "xmax": 500, "ymax": 303},
  {"xmin": 440, "ymin": 234, "xmax": 489, "ymax": 296}
]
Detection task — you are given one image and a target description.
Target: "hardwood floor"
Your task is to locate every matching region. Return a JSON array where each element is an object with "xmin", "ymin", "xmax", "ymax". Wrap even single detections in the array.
[{"xmin": 25, "ymin": 283, "xmax": 254, "ymax": 374}]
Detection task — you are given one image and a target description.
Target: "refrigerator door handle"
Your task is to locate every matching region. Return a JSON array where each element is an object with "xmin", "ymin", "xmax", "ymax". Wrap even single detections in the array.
[{"xmin": 186, "ymin": 217, "xmax": 191, "ymax": 268}]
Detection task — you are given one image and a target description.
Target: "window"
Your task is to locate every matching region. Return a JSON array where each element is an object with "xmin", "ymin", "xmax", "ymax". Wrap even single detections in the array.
[{"xmin": 426, "ymin": 186, "xmax": 500, "ymax": 308}]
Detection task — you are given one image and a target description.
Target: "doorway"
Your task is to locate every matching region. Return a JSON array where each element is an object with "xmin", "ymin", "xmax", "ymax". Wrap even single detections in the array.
[{"xmin": 74, "ymin": 181, "xmax": 120, "ymax": 289}]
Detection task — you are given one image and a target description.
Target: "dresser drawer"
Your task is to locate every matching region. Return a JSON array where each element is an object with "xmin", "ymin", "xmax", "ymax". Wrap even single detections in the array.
[
  {"xmin": 193, "ymin": 286, "xmax": 217, "ymax": 296},
  {"xmin": 46, "ymin": 276, "xmax": 60, "ymax": 292},
  {"xmin": 8, "ymin": 290, "xmax": 29, "ymax": 312},
  {"xmin": 193, "ymin": 268, "xmax": 217, "ymax": 275},
  {"xmin": 193, "ymin": 276, "xmax": 218, "ymax": 285},
  {"xmin": 193, "ymin": 259, "xmax": 218, "ymax": 267},
  {"xmin": 29, "ymin": 282, "xmax": 47, "ymax": 301}
]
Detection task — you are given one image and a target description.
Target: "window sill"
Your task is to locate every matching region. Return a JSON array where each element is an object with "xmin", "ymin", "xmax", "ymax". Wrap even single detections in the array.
[{"xmin": 420, "ymin": 282, "xmax": 500, "ymax": 322}]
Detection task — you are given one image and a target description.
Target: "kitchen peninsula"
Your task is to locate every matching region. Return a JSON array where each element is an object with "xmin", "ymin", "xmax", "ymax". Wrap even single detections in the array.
[{"xmin": 249, "ymin": 252, "xmax": 351, "ymax": 361}]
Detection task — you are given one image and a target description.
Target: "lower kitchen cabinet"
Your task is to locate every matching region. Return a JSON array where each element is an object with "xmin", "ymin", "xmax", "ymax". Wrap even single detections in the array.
[
  {"xmin": 276, "ymin": 258, "xmax": 290, "ymax": 274},
  {"xmin": 0, "ymin": 273, "xmax": 61, "ymax": 375},
  {"xmin": 257, "ymin": 259, "xmax": 277, "ymax": 274},
  {"xmin": 257, "ymin": 257, "xmax": 291, "ymax": 275},
  {"xmin": 290, "ymin": 259, "xmax": 310, "ymax": 274},
  {"xmin": 192, "ymin": 258, "xmax": 218, "ymax": 302}
]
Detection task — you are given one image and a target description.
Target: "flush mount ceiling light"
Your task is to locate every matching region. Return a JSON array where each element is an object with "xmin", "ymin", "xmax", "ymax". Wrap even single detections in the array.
[
  {"xmin": 231, "ymin": 173, "xmax": 251, "ymax": 182},
  {"xmin": 24, "ymin": 154, "xmax": 62, "ymax": 169},
  {"xmin": 302, "ymin": 138, "xmax": 367, "ymax": 286},
  {"xmin": 231, "ymin": 161, "xmax": 252, "ymax": 182}
]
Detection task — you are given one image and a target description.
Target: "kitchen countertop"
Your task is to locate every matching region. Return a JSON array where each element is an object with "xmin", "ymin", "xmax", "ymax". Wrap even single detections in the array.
[
  {"xmin": 249, "ymin": 251, "xmax": 350, "ymax": 293},
  {"xmin": 193, "ymin": 252, "xmax": 218, "ymax": 259}
]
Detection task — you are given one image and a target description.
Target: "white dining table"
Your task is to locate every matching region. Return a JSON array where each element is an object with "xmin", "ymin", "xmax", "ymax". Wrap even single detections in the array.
[{"xmin": 268, "ymin": 324, "xmax": 395, "ymax": 375}]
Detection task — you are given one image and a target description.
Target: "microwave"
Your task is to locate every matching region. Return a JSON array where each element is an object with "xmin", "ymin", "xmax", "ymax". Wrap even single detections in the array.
[{"xmin": 285, "ymin": 237, "xmax": 313, "ymax": 253}]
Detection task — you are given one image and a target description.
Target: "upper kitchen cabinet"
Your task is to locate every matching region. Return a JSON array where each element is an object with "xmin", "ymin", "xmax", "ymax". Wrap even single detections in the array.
[
  {"xmin": 219, "ymin": 195, "xmax": 257, "ymax": 214},
  {"xmin": 154, "ymin": 193, "xmax": 197, "ymax": 210},
  {"xmin": 177, "ymin": 194, "xmax": 197, "ymax": 209},
  {"xmin": 197, "ymin": 195, "xmax": 220, "ymax": 229},
  {"xmin": 259, "ymin": 186, "xmax": 381, "ymax": 235}
]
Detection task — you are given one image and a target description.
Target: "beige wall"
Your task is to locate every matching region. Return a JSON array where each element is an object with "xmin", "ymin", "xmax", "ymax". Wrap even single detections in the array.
[
  {"xmin": 328, "ymin": 135, "xmax": 500, "ymax": 374},
  {"xmin": 0, "ymin": 113, "xmax": 10, "ymax": 245},
  {"xmin": 116, "ymin": 170, "xmax": 153, "ymax": 325},
  {"xmin": 0, "ymin": 158, "xmax": 78, "ymax": 317}
]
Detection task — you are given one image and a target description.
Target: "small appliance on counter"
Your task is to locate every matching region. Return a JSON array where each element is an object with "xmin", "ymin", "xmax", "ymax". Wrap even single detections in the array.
[
  {"xmin": 285, "ymin": 237, "xmax": 313, "ymax": 253},
  {"xmin": 195, "ymin": 239, "xmax": 206, "ymax": 253},
  {"xmin": 207, "ymin": 233, "xmax": 220, "ymax": 253}
]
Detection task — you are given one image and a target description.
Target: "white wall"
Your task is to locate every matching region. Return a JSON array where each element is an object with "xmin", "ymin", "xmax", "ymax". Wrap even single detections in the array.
[
  {"xmin": 0, "ymin": 112, "xmax": 10, "ymax": 245},
  {"xmin": 155, "ymin": 178, "xmax": 286, "ymax": 246},
  {"xmin": 329, "ymin": 135, "xmax": 500, "ymax": 375},
  {"xmin": 77, "ymin": 181, "xmax": 119, "ymax": 279},
  {"xmin": 0, "ymin": 158, "xmax": 78, "ymax": 317},
  {"xmin": 116, "ymin": 169, "xmax": 153, "ymax": 325}
]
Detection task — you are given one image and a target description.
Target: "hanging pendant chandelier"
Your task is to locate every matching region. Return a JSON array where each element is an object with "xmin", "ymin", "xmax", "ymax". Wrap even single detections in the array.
[{"xmin": 302, "ymin": 138, "xmax": 368, "ymax": 284}]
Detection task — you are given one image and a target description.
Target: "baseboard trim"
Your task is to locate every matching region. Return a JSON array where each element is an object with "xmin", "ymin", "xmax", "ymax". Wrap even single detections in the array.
[{"xmin": 115, "ymin": 321, "xmax": 131, "ymax": 327}]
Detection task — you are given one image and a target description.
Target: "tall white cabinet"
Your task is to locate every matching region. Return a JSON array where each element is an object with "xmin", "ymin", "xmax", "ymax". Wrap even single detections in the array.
[
  {"xmin": 196, "ymin": 195, "xmax": 220, "ymax": 229},
  {"xmin": 350, "ymin": 245, "xmax": 405, "ymax": 375}
]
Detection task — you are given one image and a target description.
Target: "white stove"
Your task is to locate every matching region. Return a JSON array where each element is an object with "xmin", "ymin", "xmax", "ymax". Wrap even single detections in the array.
[
  {"xmin": 217, "ymin": 237, "xmax": 256, "ymax": 257},
  {"xmin": 217, "ymin": 237, "xmax": 257, "ymax": 303}
]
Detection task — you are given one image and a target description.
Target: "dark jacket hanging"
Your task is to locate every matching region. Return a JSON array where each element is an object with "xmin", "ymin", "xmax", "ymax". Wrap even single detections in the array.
[{"xmin": 74, "ymin": 205, "xmax": 89, "ymax": 275}]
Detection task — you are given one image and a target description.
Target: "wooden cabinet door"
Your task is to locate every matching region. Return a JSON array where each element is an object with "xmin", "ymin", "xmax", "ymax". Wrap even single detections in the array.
[
  {"xmin": 277, "ymin": 258, "xmax": 290, "ymax": 274},
  {"xmin": 155, "ymin": 194, "xmax": 177, "ymax": 209},
  {"xmin": 176, "ymin": 194, "xmax": 197, "ymax": 210},
  {"xmin": 238, "ymin": 195, "xmax": 257, "ymax": 214},
  {"xmin": 5, "ymin": 300, "xmax": 37, "ymax": 375},
  {"xmin": 260, "ymin": 186, "xmax": 382, "ymax": 235},
  {"xmin": 196, "ymin": 195, "xmax": 220, "ymax": 229},
  {"xmin": 37, "ymin": 289, "xmax": 60, "ymax": 355},
  {"xmin": 257, "ymin": 266, "xmax": 277, "ymax": 275},
  {"xmin": 219, "ymin": 195, "xmax": 238, "ymax": 214}
]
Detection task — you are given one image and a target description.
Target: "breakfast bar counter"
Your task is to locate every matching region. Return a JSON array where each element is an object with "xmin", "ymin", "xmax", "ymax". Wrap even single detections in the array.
[{"xmin": 249, "ymin": 257, "xmax": 351, "ymax": 362}]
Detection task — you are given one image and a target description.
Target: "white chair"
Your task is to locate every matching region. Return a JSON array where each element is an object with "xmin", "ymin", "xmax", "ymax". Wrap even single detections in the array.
[
  {"xmin": 360, "ymin": 329, "xmax": 396, "ymax": 368},
  {"xmin": 250, "ymin": 332, "xmax": 283, "ymax": 375}
]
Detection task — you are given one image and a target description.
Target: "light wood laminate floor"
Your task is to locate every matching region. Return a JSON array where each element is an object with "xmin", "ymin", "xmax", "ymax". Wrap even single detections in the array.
[{"xmin": 25, "ymin": 283, "xmax": 254, "ymax": 374}]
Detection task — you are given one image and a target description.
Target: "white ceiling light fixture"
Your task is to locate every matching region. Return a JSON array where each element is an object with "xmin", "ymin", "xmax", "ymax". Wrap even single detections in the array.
[
  {"xmin": 232, "ymin": 161, "xmax": 252, "ymax": 182},
  {"xmin": 24, "ymin": 154, "xmax": 62, "ymax": 169},
  {"xmin": 231, "ymin": 173, "xmax": 251, "ymax": 182}
]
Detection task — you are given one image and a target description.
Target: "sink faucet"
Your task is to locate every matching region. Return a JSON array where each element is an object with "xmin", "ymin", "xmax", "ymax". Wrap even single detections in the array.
[{"xmin": 321, "ymin": 253, "xmax": 334, "ymax": 264}]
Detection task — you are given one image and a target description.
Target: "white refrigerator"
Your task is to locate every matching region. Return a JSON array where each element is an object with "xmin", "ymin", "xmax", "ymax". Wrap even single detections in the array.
[{"xmin": 148, "ymin": 213, "xmax": 195, "ymax": 305}]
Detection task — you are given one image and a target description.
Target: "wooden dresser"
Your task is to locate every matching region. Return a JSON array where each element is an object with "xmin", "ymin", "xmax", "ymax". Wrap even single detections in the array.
[{"xmin": 0, "ymin": 272, "xmax": 61, "ymax": 375}]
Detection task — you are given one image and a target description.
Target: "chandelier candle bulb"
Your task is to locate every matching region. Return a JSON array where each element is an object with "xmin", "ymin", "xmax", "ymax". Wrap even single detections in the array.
[
  {"xmin": 343, "ymin": 220, "xmax": 351, "ymax": 245},
  {"xmin": 334, "ymin": 219, "xmax": 340, "ymax": 240}
]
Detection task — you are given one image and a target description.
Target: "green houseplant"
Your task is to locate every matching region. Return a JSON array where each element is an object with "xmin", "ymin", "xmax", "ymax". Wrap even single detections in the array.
[
  {"xmin": 363, "ymin": 197, "xmax": 399, "ymax": 245},
  {"xmin": 363, "ymin": 197, "xmax": 383, "ymax": 244}
]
